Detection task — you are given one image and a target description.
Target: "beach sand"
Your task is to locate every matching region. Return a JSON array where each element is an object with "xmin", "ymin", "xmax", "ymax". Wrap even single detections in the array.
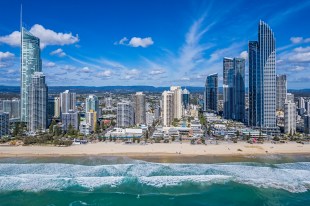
[{"xmin": 0, "ymin": 141, "xmax": 309, "ymax": 158}]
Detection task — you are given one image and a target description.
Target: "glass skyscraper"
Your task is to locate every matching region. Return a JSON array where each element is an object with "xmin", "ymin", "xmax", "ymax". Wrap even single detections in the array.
[
  {"xmin": 223, "ymin": 58, "xmax": 245, "ymax": 122},
  {"xmin": 204, "ymin": 73, "xmax": 218, "ymax": 112},
  {"xmin": 21, "ymin": 27, "xmax": 42, "ymax": 123},
  {"xmin": 249, "ymin": 21, "xmax": 277, "ymax": 132},
  {"xmin": 27, "ymin": 72, "xmax": 47, "ymax": 132}
]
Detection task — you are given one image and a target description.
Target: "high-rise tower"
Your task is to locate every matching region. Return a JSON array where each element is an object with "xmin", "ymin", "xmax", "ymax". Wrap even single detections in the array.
[{"xmin": 249, "ymin": 21, "xmax": 277, "ymax": 133}]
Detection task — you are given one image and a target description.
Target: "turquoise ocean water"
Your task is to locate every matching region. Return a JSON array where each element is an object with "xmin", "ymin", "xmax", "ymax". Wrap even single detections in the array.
[{"xmin": 0, "ymin": 156, "xmax": 309, "ymax": 206}]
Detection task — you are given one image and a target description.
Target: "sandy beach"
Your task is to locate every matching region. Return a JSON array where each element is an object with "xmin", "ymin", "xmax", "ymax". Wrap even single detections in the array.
[{"xmin": 0, "ymin": 141, "xmax": 309, "ymax": 157}]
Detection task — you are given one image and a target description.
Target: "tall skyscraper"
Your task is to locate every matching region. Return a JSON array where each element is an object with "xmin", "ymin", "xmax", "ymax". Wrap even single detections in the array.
[
  {"xmin": 60, "ymin": 90, "xmax": 76, "ymax": 114},
  {"xmin": 47, "ymin": 97, "xmax": 55, "ymax": 126},
  {"xmin": 170, "ymin": 86, "xmax": 183, "ymax": 119},
  {"xmin": 204, "ymin": 73, "xmax": 218, "ymax": 112},
  {"xmin": 20, "ymin": 27, "xmax": 42, "ymax": 123},
  {"xmin": 54, "ymin": 97, "xmax": 60, "ymax": 118},
  {"xmin": 233, "ymin": 58, "xmax": 246, "ymax": 122},
  {"xmin": 248, "ymin": 41, "xmax": 259, "ymax": 127},
  {"xmin": 182, "ymin": 89, "xmax": 190, "ymax": 110},
  {"xmin": 86, "ymin": 109, "xmax": 97, "ymax": 132},
  {"xmin": 0, "ymin": 112, "xmax": 9, "ymax": 138},
  {"xmin": 223, "ymin": 58, "xmax": 245, "ymax": 122},
  {"xmin": 134, "ymin": 92, "xmax": 146, "ymax": 125},
  {"xmin": 162, "ymin": 91, "xmax": 174, "ymax": 127},
  {"xmin": 276, "ymin": 75, "xmax": 287, "ymax": 111},
  {"xmin": 284, "ymin": 101, "xmax": 296, "ymax": 135},
  {"xmin": 27, "ymin": 72, "xmax": 48, "ymax": 132},
  {"xmin": 117, "ymin": 102, "xmax": 134, "ymax": 127},
  {"xmin": 85, "ymin": 94, "xmax": 99, "ymax": 114},
  {"xmin": 298, "ymin": 97, "xmax": 305, "ymax": 109},
  {"xmin": 248, "ymin": 21, "xmax": 277, "ymax": 132}
]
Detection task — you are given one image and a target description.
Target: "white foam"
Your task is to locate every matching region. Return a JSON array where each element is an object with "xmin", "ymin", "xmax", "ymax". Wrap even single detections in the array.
[
  {"xmin": 0, "ymin": 162, "xmax": 309, "ymax": 193},
  {"xmin": 139, "ymin": 175, "xmax": 231, "ymax": 187}
]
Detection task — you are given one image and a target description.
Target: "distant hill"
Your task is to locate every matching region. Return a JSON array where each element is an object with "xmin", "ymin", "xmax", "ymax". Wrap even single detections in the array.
[
  {"xmin": 0, "ymin": 86, "xmax": 309, "ymax": 96},
  {"xmin": 0, "ymin": 85, "xmax": 206, "ymax": 94}
]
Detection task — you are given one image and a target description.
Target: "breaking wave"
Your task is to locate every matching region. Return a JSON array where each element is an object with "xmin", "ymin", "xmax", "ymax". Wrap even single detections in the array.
[{"xmin": 0, "ymin": 162, "xmax": 309, "ymax": 193}]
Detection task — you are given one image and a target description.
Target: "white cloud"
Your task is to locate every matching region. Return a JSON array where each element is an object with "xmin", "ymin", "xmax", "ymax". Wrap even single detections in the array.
[
  {"xmin": 81, "ymin": 67, "xmax": 91, "ymax": 73},
  {"xmin": 149, "ymin": 69, "xmax": 165, "ymax": 75},
  {"xmin": 98, "ymin": 70, "xmax": 112, "ymax": 78},
  {"xmin": 115, "ymin": 36, "xmax": 154, "ymax": 48},
  {"xmin": 290, "ymin": 36, "xmax": 310, "ymax": 44},
  {"xmin": 240, "ymin": 50, "xmax": 248, "ymax": 60},
  {"xmin": 0, "ymin": 31, "xmax": 20, "ymax": 47},
  {"xmin": 290, "ymin": 37, "xmax": 303, "ymax": 44},
  {"xmin": 294, "ymin": 46, "xmax": 310, "ymax": 53},
  {"xmin": 291, "ymin": 66, "xmax": 305, "ymax": 71},
  {"xmin": 0, "ymin": 24, "xmax": 79, "ymax": 48},
  {"xmin": 0, "ymin": 51, "xmax": 14, "ymax": 60},
  {"xmin": 126, "ymin": 69, "xmax": 140, "ymax": 75},
  {"xmin": 129, "ymin": 37, "xmax": 154, "ymax": 48},
  {"xmin": 288, "ymin": 52, "xmax": 310, "ymax": 62},
  {"xmin": 50, "ymin": 48, "xmax": 66, "ymax": 57},
  {"xmin": 44, "ymin": 62, "xmax": 56, "ymax": 67}
]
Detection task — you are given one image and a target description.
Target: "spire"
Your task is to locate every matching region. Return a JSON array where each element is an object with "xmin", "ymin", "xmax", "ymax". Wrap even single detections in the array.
[{"xmin": 20, "ymin": 4, "xmax": 22, "ymax": 31}]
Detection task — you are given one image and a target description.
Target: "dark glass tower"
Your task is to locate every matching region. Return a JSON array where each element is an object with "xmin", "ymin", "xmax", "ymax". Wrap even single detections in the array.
[
  {"xmin": 249, "ymin": 21, "xmax": 277, "ymax": 131},
  {"xmin": 205, "ymin": 73, "xmax": 218, "ymax": 112}
]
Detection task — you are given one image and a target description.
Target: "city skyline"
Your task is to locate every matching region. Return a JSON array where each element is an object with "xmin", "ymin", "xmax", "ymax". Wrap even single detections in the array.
[{"xmin": 0, "ymin": 0, "xmax": 309, "ymax": 88}]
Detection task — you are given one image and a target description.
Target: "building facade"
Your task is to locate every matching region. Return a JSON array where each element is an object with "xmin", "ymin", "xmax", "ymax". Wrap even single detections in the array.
[
  {"xmin": 276, "ymin": 75, "xmax": 287, "ymax": 111},
  {"xmin": 182, "ymin": 89, "xmax": 190, "ymax": 110},
  {"xmin": 162, "ymin": 91, "xmax": 174, "ymax": 126},
  {"xmin": 284, "ymin": 101, "xmax": 296, "ymax": 135},
  {"xmin": 223, "ymin": 58, "xmax": 245, "ymax": 122},
  {"xmin": 170, "ymin": 86, "xmax": 183, "ymax": 119},
  {"xmin": 117, "ymin": 102, "xmax": 134, "ymax": 127},
  {"xmin": 21, "ymin": 27, "xmax": 42, "ymax": 123},
  {"xmin": 0, "ymin": 112, "xmax": 9, "ymax": 137},
  {"xmin": 248, "ymin": 21, "xmax": 277, "ymax": 132},
  {"xmin": 54, "ymin": 97, "xmax": 60, "ymax": 118},
  {"xmin": 204, "ymin": 73, "xmax": 218, "ymax": 112},
  {"xmin": 2, "ymin": 99, "xmax": 20, "ymax": 120},
  {"xmin": 86, "ymin": 109, "xmax": 97, "ymax": 132},
  {"xmin": 85, "ymin": 94, "xmax": 99, "ymax": 114},
  {"xmin": 60, "ymin": 90, "xmax": 76, "ymax": 114},
  {"xmin": 27, "ymin": 72, "xmax": 48, "ymax": 132},
  {"xmin": 61, "ymin": 110, "xmax": 78, "ymax": 131},
  {"xmin": 134, "ymin": 92, "xmax": 146, "ymax": 125}
]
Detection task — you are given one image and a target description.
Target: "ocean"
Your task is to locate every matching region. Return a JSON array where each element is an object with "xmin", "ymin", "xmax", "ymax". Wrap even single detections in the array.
[{"xmin": 0, "ymin": 155, "xmax": 309, "ymax": 206}]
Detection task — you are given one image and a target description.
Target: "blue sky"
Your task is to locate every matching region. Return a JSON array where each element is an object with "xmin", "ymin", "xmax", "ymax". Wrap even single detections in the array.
[{"xmin": 0, "ymin": 0, "xmax": 309, "ymax": 88}]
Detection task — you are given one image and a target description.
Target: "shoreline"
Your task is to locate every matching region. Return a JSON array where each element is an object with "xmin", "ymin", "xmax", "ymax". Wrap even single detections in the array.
[{"xmin": 1, "ymin": 141, "xmax": 310, "ymax": 159}]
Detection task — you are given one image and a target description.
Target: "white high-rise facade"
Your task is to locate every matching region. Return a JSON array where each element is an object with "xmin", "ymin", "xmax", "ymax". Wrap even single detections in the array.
[
  {"xmin": 162, "ymin": 91, "xmax": 174, "ymax": 127},
  {"xmin": 117, "ymin": 102, "xmax": 134, "ymax": 127},
  {"xmin": 54, "ymin": 97, "xmax": 60, "ymax": 118},
  {"xmin": 170, "ymin": 86, "xmax": 182, "ymax": 119},
  {"xmin": 27, "ymin": 72, "xmax": 48, "ymax": 132},
  {"xmin": 284, "ymin": 101, "xmax": 296, "ymax": 135},
  {"xmin": 20, "ymin": 27, "xmax": 42, "ymax": 123},
  {"xmin": 60, "ymin": 90, "xmax": 76, "ymax": 114}
]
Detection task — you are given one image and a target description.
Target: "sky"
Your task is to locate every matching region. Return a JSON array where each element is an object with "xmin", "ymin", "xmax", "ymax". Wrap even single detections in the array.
[{"xmin": 0, "ymin": 0, "xmax": 309, "ymax": 89}]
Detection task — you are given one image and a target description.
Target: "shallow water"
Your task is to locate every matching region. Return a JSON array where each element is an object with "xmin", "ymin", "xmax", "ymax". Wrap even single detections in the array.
[{"xmin": 0, "ymin": 156, "xmax": 309, "ymax": 205}]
